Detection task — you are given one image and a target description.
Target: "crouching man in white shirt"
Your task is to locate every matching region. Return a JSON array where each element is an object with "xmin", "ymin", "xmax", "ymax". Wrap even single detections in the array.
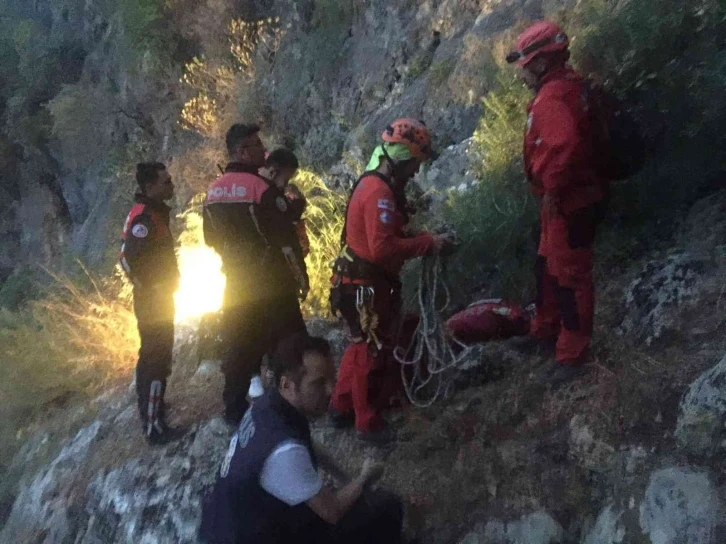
[{"xmin": 199, "ymin": 332, "xmax": 404, "ymax": 544}]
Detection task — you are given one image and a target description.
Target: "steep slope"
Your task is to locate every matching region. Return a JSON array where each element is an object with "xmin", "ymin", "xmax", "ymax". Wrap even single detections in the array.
[{"xmin": 2, "ymin": 191, "xmax": 725, "ymax": 544}]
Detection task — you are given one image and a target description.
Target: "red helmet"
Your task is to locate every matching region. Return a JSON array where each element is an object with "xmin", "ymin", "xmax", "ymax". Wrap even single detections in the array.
[
  {"xmin": 506, "ymin": 20, "xmax": 569, "ymax": 67},
  {"xmin": 381, "ymin": 118, "xmax": 433, "ymax": 162}
]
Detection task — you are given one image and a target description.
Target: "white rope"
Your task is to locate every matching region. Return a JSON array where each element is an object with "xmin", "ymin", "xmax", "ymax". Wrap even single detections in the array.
[{"xmin": 393, "ymin": 254, "xmax": 473, "ymax": 407}]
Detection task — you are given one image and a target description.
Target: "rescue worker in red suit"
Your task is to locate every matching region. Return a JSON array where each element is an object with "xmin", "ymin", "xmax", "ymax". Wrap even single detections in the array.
[
  {"xmin": 120, "ymin": 163, "xmax": 181, "ymax": 444},
  {"xmin": 506, "ymin": 21, "xmax": 606, "ymax": 382},
  {"xmin": 204, "ymin": 125, "xmax": 309, "ymax": 425},
  {"xmin": 329, "ymin": 119, "xmax": 454, "ymax": 443}
]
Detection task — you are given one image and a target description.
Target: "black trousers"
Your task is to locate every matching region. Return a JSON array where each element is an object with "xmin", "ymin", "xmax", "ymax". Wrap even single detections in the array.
[
  {"xmin": 221, "ymin": 286, "xmax": 306, "ymax": 423},
  {"xmin": 133, "ymin": 288, "xmax": 174, "ymax": 423},
  {"xmin": 299, "ymin": 490, "xmax": 403, "ymax": 544}
]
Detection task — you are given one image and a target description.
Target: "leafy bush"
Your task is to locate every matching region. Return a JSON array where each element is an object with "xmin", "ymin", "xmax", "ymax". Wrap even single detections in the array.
[
  {"xmin": 444, "ymin": 163, "xmax": 537, "ymax": 304},
  {"xmin": 293, "ymin": 170, "xmax": 347, "ymax": 317},
  {"xmin": 119, "ymin": 0, "xmax": 169, "ymax": 57},
  {"xmin": 443, "ymin": 0, "xmax": 726, "ymax": 305},
  {"xmin": 0, "ymin": 270, "xmax": 42, "ymax": 310},
  {"xmin": 470, "ymin": 74, "xmax": 530, "ymax": 175},
  {"xmin": 563, "ymin": 0, "xmax": 726, "ymax": 228},
  {"xmin": 442, "ymin": 73, "xmax": 536, "ymax": 303},
  {"xmin": 428, "ymin": 58, "xmax": 456, "ymax": 88}
]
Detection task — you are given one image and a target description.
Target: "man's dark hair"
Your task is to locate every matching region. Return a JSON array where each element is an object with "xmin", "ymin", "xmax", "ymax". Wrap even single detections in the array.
[
  {"xmin": 269, "ymin": 332, "xmax": 331, "ymax": 386},
  {"xmin": 266, "ymin": 148, "xmax": 299, "ymax": 171},
  {"xmin": 135, "ymin": 162, "xmax": 166, "ymax": 193},
  {"xmin": 226, "ymin": 123, "xmax": 260, "ymax": 157}
]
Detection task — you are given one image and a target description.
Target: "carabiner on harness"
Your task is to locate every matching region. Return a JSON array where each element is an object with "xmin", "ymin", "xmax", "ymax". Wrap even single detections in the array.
[{"xmin": 356, "ymin": 286, "xmax": 382, "ymax": 350}]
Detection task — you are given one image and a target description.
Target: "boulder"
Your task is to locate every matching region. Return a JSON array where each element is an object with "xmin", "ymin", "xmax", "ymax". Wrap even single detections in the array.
[
  {"xmin": 675, "ymin": 354, "xmax": 726, "ymax": 457},
  {"xmin": 618, "ymin": 253, "xmax": 708, "ymax": 346},
  {"xmin": 583, "ymin": 505, "xmax": 626, "ymax": 544},
  {"xmin": 639, "ymin": 467, "xmax": 723, "ymax": 544},
  {"xmin": 459, "ymin": 511, "xmax": 564, "ymax": 544},
  {"xmin": 0, "ymin": 422, "xmax": 102, "ymax": 544},
  {"xmin": 0, "ymin": 418, "xmax": 233, "ymax": 544},
  {"xmin": 76, "ymin": 418, "xmax": 231, "ymax": 544}
]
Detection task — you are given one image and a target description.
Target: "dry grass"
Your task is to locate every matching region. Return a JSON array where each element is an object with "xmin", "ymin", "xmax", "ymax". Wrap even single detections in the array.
[
  {"xmin": 293, "ymin": 169, "xmax": 347, "ymax": 317},
  {"xmin": 0, "ymin": 268, "xmax": 138, "ymax": 477}
]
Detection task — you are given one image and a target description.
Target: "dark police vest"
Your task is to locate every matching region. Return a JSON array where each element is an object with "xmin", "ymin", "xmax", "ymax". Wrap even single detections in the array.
[{"xmin": 199, "ymin": 389, "xmax": 326, "ymax": 544}]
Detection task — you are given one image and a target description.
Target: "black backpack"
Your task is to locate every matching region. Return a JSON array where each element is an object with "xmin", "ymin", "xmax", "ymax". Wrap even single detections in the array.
[{"xmin": 583, "ymin": 81, "xmax": 646, "ymax": 181}]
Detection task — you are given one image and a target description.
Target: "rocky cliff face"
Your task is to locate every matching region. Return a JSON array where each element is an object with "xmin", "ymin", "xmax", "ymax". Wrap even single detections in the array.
[
  {"xmin": 3, "ymin": 1, "xmax": 726, "ymax": 542},
  {"xmin": 2, "ymin": 191, "xmax": 726, "ymax": 543},
  {"xmin": 1, "ymin": 0, "xmax": 546, "ymax": 280}
]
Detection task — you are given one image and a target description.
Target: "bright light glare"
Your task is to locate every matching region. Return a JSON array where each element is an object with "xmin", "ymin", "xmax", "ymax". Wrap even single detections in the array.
[{"xmin": 174, "ymin": 245, "xmax": 226, "ymax": 322}]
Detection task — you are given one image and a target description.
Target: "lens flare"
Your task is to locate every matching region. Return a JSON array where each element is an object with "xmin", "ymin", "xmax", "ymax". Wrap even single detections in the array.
[{"xmin": 174, "ymin": 244, "xmax": 226, "ymax": 322}]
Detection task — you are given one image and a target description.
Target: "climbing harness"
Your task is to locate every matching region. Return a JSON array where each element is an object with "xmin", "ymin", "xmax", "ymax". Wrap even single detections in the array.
[
  {"xmin": 355, "ymin": 286, "xmax": 383, "ymax": 350},
  {"xmin": 393, "ymin": 254, "xmax": 472, "ymax": 407}
]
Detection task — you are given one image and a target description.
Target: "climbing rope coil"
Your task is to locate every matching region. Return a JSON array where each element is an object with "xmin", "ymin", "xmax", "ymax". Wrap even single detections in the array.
[{"xmin": 393, "ymin": 254, "xmax": 473, "ymax": 407}]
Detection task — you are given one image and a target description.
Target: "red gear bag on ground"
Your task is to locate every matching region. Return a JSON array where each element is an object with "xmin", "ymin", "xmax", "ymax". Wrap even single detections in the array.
[{"xmin": 446, "ymin": 299, "xmax": 531, "ymax": 344}]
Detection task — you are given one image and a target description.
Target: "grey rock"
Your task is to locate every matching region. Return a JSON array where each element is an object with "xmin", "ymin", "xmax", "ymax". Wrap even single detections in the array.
[
  {"xmin": 459, "ymin": 511, "xmax": 564, "ymax": 544},
  {"xmin": 583, "ymin": 505, "xmax": 626, "ymax": 544},
  {"xmin": 1, "ymin": 422, "xmax": 102, "ymax": 544},
  {"xmin": 1, "ymin": 417, "xmax": 233, "ymax": 544},
  {"xmin": 306, "ymin": 318, "xmax": 348, "ymax": 359},
  {"xmin": 76, "ymin": 419, "xmax": 230, "ymax": 544},
  {"xmin": 417, "ymin": 137, "xmax": 478, "ymax": 195},
  {"xmin": 639, "ymin": 467, "xmax": 722, "ymax": 544},
  {"xmin": 618, "ymin": 253, "xmax": 708, "ymax": 345},
  {"xmin": 191, "ymin": 359, "xmax": 223, "ymax": 385},
  {"xmin": 569, "ymin": 415, "xmax": 616, "ymax": 473},
  {"xmin": 675, "ymin": 353, "xmax": 726, "ymax": 456}
]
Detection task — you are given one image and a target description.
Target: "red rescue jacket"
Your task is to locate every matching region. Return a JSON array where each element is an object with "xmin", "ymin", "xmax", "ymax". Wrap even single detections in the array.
[
  {"xmin": 524, "ymin": 65, "xmax": 606, "ymax": 215},
  {"xmin": 344, "ymin": 172, "xmax": 433, "ymax": 282}
]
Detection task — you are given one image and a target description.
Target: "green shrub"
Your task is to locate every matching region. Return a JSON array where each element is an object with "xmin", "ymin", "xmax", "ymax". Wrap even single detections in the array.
[
  {"xmin": 119, "ymin": 0, "xmax": 173, "ymax": 60},
  {"xmin": 470, "ymin": 74, "xmax": 530, "ymax": 175},
  {"xmin": 438, "ymin": 73, "xmax": 536, "ymax": 304},
  {"xmin": 311, "ymin": 0, "xmax": 358, "ymax": 31},
  {"xmin": 443, "ymin": 0, "xmax": 726, "ymax": 307},
  {"xmin": 428, "ymin": 58, "xmax": 456, "ymax": 88},
  {"xmin": 293, "ymin": 170, "xmax": 347, "ymax": 317},
  {"xmin": 408, "ymin": 52, "xmax": 431, "ymax": 80},
  {"xmin": 563, "ymin": 0, "xmax": 726, "ymax": 227},
  {"xmin": 444, "ymin": 162, "xmax": 537, "ymax": 304},
  {"xmin": 0, "ymin": 270, "xmax": 43, "ymax": 310}
]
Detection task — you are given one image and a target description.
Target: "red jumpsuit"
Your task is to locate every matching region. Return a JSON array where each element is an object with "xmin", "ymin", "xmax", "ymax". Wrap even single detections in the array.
[
  {"xmin": 331, "ymin": 172, "xmax": 433, "ymax": 432},
  {"xmin": 524, "ymin": 65, "xmax": 607, "ymax": 364}
]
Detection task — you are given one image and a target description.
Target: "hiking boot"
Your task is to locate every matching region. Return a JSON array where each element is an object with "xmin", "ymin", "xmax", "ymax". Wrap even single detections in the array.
[
  {"xmin": 533, "ymin": 359, "xmax": 559, "ymax": 382},
  {"xmin": 328, "ymin": 407, "xmax": 354, "ymax": 429},
  {"xmin": 546, "ymin": 364, "xmax": 590, "ymax": 390},
  {"xmin": 357, "ymin": 427, "xmax": 396, "ymax": 446},
  {"xmin": 144, "ymin": 419, "xmax": 185, "ymax": 446},
  {"xmin": 510, "ymin": 335, "xmax": 557, "ymax": 359}
]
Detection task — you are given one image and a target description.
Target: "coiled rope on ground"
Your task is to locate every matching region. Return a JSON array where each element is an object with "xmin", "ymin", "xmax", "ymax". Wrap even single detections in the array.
[{"xmin": 393, "ymin": 254, "xmax": 473, "ymax": 407}]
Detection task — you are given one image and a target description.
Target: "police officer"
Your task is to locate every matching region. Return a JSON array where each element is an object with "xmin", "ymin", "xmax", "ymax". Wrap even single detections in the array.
[
  {"xmin": 120, "ymin": 162, "xmax": 180, "ymax": 444},
  {"xmin": 204, "ymin": 125, "xmax": 308, "ymax": 425},
  {"xmin": 199, "ymin": 332, "xmax": 403, "ymax": 544}
]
